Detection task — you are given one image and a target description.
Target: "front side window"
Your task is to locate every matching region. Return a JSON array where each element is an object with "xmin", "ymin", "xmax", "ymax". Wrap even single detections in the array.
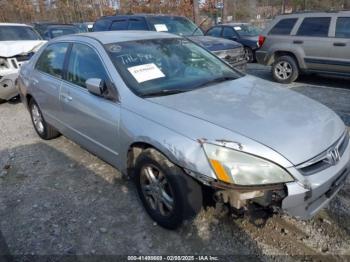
[
  {"xmin": 35, "ymin": 43, "xmax": 69, "ymax": 78},
  {"xmin": 269, "ymin": 18, "xmax": 298, "ymax": 35},
  {"xmin": 206, "ymin": 27, "xmax": 222, "ymax": 37},
  {"xmin": 110, "ymin": 20, "xmax": 128, "ymax": 30},
  {"xmin": 297, "ymin": 17, "xmax": 331, "ymax": 37},
  {"xmin": 335, "ymin": 17, "xmax": 350, "ymax": 38},
  {"xmin": 105, "ymin": 38, "xmax": 240, "ymax": 97},
  {"xmin": 147, "ymin": 16, "xmax": 203, "ymax": 36},
  {"xmin": 0, "ymin": 26, "xmax": 41, "ymax": 41},
  {"xmin": 67, "ymin": 43, "xmax": 108, "ymax": 88}
]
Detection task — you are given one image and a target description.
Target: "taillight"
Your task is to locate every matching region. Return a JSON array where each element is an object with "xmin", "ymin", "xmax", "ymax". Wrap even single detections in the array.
[{"xmin": 258, "ymin": 35, "xmax": 266, "ymax": 48}]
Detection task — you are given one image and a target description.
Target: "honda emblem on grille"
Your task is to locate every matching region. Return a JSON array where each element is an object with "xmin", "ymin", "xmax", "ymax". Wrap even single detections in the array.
[{"xmin": 325, "ymin": 147, "xmax": 341, "ymax": 166}]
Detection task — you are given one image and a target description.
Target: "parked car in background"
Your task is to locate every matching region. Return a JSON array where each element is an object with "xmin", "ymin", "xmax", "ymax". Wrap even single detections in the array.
[
  {"xmin": 93, "ymin": 14, "xmax": 247, "ymax": 71},
  {"xmin": 33, "ymin": 23, "xmax": 80, "ymax": 40},
  {"xmin": 206, "ymin": 23, "xmax": 262, "ymax": 62},
  {"xmin": 18, "ymin": 31, "xmax": 350, "ymax": 229},
  {"xmin": 256, "ymin": 11, "xmax": 350, "ymax": 84},
  {"xmin": 0, "ymin": 23, "xmax": 46, "ymax": 103}
]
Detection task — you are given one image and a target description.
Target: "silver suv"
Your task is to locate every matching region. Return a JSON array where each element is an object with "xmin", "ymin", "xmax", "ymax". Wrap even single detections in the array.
[{"xmin": 256, "ymin": 11, "xmax": 350, "ymax": 83}]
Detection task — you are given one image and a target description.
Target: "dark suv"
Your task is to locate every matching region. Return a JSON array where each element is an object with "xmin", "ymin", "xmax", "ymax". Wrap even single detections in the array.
[
  {"xmin": 93, "ymin": 14, "xmax": 246, "ymax": 70},
  {"xmin": 257, "ymin": 11, "xmax": 350, "ymax": 83}
]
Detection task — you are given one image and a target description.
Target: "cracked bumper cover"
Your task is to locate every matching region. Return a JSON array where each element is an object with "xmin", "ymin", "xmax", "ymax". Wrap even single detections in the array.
[{"xmin": 0, "ymin": 70, "xmax": 19, "ymax": 100}]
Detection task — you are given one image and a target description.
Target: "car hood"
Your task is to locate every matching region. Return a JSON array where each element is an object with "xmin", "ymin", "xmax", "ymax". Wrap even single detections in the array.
[
  {"xmin": 148, "ymin": 75, "xmax": 345, "ymax": 165},
  {"xmin": 187, "ymin": 35, "xmax": 242, "ymax": 51},
  {"xmin": 0, "ymin": 40, "xmax": 46, "ymax": 58}
]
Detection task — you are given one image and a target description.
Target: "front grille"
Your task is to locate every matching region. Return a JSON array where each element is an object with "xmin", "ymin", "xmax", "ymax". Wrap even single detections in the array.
[
  {"xmin": 213, "ymin": 48, "xmax": 245, "ymax": 66},
  {"xmin": 298, "ymin": 131, "xmax": 349, "ymax": 176}
]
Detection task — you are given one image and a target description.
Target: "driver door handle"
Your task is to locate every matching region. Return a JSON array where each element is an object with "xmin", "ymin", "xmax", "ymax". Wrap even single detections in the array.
[{"xmin": 334, "ymin": 42, "xmax": 346, "ymax": 47}]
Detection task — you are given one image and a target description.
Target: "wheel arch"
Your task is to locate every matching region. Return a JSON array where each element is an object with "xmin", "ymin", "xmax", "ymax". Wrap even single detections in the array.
[{"xmin": 267, "ymin": 49, "xmax": 305, "ymax": 69}]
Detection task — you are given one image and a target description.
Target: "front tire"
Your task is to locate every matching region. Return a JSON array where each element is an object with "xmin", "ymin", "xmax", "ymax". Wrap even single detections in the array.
[
  {"xmin": 29, "ymin": 99, "xmax": 60, "ymax": 140},
  {"xmin": 272, "ymin": 55, "xmax": 299, "ymax": 84},
  {"xmin": 134, "ymin": 148, "xmax": 203, "ymax": 229}
]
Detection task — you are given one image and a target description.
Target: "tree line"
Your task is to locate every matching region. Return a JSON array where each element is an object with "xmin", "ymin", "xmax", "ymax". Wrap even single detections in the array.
[{"xmin": 0, "ymin": 0, "xmax": 349, "ymax": 24}]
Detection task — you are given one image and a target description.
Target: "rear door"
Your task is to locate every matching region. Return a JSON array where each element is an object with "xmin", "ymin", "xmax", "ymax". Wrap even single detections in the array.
[
  {"xmin": 293, "ymin": 16, "xmax": 333, "ymax": 71},
  {"xmin": 31, "ymin": 42, "xmax": 69, "ymax": 127},
  {"xmin": 329, "ymin": 16, "xmax": 350, "ymax": 73},
  {"xmin": 59, "ymin": 42, "xmax": 120, "ymax": 166}
]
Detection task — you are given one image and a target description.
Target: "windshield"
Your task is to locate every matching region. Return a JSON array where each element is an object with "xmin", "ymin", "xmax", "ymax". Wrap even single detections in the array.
[
  {"xmin": 147, "ymin": 16, "xmax": 203, "ymax": 36},
  {"xmin": 106, "ymin": 38, "xmax": 240, "ymax": 97},
  {"xmin": 49, "ymin": 27, "xmax": 79, "ymax": 38},
  {"xmin": 234, "ymin": 24, "xmax": 262, "ymax": 37},
  {"xmin": 0, "ymin": 26, "xmax": 41, "ymax": 41}
]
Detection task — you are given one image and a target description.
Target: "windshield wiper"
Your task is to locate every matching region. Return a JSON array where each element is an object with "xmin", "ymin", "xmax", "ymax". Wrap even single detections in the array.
[
  {"xmin": 195, "ymin": 76, "xmax": 236, "ymax": 89},
  {"xmin": 142, "ymin": 89, "xmax": 190, "ymax": 98}
]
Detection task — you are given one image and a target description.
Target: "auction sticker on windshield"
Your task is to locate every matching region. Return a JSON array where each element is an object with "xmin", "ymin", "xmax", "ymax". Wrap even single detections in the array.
[
  {"xmin": 154, "ymin": 24, "xmax": 168, "ymax": 32},
  {"xmin": 128, "ymin": 63, "xmax": 165, "ymax": 83}
]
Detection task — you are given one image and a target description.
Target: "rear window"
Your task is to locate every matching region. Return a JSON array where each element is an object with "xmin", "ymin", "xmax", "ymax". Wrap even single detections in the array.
[
  {"xmin": 110, "ymin": 19, "xmax": 128, "ymax": 30},
  {"xmin": 206, "ymin": 27, "xmax": 222, "ymax": 37},
  {"xmin": 269, "ymin": 18, "xmax": 297, "ymax": 35},
  {"xmin": 297, "ymin": 17, "xmax": 331, "ymax": 37},
  {"xmin": 335, "ymin": 17, "xmax": 350, "ymax": 38}
]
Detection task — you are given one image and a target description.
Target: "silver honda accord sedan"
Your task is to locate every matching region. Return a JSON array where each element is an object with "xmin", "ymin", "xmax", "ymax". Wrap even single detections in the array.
[{"xmin": 18, "ymin": 31, "xmax": 350, "ymax": 229}]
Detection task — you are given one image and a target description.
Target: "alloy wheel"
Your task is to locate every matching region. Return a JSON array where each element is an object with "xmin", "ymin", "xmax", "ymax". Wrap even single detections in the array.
[
  {"xmin": 274, "ymin": 61, "xmax": 293, "ymax": 80},
  {"xmin": 31, "ymin": 104, "xmax": 44, "ymax": 134},
  {"xmin": 140, "ymin": 164, "xmax": 175, "ymax": 217}
]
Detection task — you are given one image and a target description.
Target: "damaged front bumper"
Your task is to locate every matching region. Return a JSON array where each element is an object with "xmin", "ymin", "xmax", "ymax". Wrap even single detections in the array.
[
  {"xmin": 0, "ymin": 53, "xmax": 34, "ymax": 100},
  {"xmin": 0, "ymin": 70, "xmax": 19, "ymax": 100},
  {"xmin": 195, "ymin": 132, "xmax": 350, "ymax": 220}
]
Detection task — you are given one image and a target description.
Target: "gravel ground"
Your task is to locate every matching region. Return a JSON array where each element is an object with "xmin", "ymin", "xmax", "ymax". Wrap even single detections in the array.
[{"xmin": 0, "ymin": 64, "xmax": 350, "ymax": 261}]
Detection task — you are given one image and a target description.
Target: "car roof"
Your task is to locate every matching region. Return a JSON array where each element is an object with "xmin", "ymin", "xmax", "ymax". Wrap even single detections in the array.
[
  {"xmin": 0, "ymin": 23, "xmax": 32, "ymax": 27},
  {"xmin": 277, "ymin": 10, "xmax": 350, "ymax": 18},
  {"xmin": 56, "ymin": 30, "xmax": 181, "ymax": 44},
  {"xmin": 99, "ymin": 14, "xmax": 186, "ymax": 20}
]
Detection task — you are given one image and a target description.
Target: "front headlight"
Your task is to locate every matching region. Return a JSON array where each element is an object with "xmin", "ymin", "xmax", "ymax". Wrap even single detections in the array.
[
  {"xmin": 0, "ymin": 58, "xmax": 9, "ymax": 70},
  {"xmin": 203, "ymin": 143, "xmax": 294, "ymax": 186}
]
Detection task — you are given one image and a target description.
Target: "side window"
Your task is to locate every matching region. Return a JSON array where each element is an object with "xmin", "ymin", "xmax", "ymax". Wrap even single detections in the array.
[
  {"xmin": 206, "ymin": 27, "xmax": 222, "ymax": 37},
  {"xmin": 297, "ymin": 17, "xmax": 331, "ymax": 37},
  {"xmin": 93, "ymin": 19, "xmax": 109, "ymax": 31},
  {"xmin": 110, "ymin": 19, "xmax": 128, "ymax": 30},
  {"xmin": 35, "ymin": 43, "xmax": 69, "ymax": 78},
  {"xmin": 222, "ymin": 27, "xmax": 236, "ymax": 38},
  {"xmin": 269, "ymin": 18, "xmax": 298, "ymax": 35},
  {"xmin": 66, "ymin": 44, "xmax": 108, "ymax": 88},
  {"xmin": 335, "ymin": 17, "xmax": 350, "ymax": 38},
  {"xmin": 128, "ymin": 18, "xmax": 148, "ymax": 30}
]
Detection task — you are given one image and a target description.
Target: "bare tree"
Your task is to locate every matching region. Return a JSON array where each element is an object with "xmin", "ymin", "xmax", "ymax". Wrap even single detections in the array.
[{"xmin": 192, "ymin": 0, "xmax": 200, "ymax": 23}]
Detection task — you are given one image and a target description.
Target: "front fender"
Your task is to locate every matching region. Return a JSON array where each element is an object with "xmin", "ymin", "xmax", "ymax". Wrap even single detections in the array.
[{"xmin": 119, "ymin": 108, "xmax": 216, "ymax": 179}]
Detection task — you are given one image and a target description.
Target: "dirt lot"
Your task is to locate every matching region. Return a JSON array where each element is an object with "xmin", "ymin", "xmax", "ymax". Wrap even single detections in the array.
[{"xmin": 0, "ymin": 65, "xmax": 350, "ymax": 261}]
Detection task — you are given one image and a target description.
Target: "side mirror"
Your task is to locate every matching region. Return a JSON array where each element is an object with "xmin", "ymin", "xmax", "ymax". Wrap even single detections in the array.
[{"xmin": 86, "ymin": 78, "xmax": 105, "ymax": 96}]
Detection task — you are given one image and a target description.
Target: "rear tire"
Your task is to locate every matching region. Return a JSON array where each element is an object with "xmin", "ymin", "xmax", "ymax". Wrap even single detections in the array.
[
  {"xmin": 134, "ymin": 148, "xmax": 203, "ymax": 229},
  {"xmin": 244, "ymin": 47, "xmax": 254, "ymax": 63},
  {"xmin": 29, "ymin": 99, "xmax": 60, "ymax": 140},
  {"xmin": 272, "ymin": 55, "xmax": 299, "ymax": 84}
]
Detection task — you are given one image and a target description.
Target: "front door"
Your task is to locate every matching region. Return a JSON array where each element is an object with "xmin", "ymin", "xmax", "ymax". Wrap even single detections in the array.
[
  {"xmin": 293, "ymin": 16, "xmax": 333, "ymax": 71},
  {"xmin": 59, "ymin": 43, "xmax": 120, "ymax": 166}
]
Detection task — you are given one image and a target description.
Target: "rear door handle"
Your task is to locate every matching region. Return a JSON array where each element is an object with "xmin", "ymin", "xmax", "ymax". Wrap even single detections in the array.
[
  {"xmin": 334, "ymin": 42, "xmax": 346, "ymax": 47},
  {"xmin": 293, "ymin": 40, "xmax": 303, "ymax": 44}
]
